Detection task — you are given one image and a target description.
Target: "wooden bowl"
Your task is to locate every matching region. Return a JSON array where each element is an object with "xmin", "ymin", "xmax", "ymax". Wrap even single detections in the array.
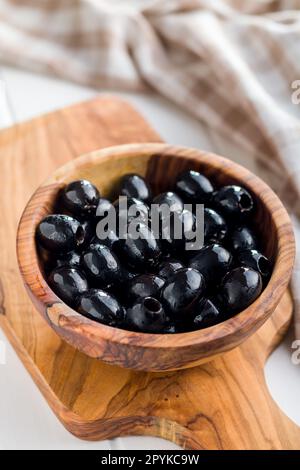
[{"xmin": 16, "ymin": 143, "xmax": 295, "ymax": 372}]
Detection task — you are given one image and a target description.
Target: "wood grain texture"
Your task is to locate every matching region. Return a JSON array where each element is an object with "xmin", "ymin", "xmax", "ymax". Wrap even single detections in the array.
[
  {"xmin": 0, "ymin": 96, "xmax": 299, "ymax": 448},
  {"xmin": 17, "ymin": 143, "xmax": 295, "ymax": 371}
]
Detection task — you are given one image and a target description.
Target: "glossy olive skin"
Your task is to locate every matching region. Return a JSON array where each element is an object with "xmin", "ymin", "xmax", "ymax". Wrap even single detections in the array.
[
  {"xmin": 161, "ymin": 268, "xmax": 205, "ymax": 317},
  {"xmin": 158, "ymin": 259, "xmax": 184, "ymax": 281},
  {"xmin": 192, "ymin": 298, "xmax": 221, "ymax": 329},
  {"xmin": 152, "ymin": 192, "xmax": 183, "ymax": 215},
  {"xmin": 213, "ymin": 185, "xmax": 254, "ymax": 218},
  {"xmin": 48, "ymin": 266, "xmax": 88, "ymax": 307},
  {"xmin": 113, "ymin": 197, "xmax": 149, "ymax": 229},
  {"xmin": 118, "ymin": 222, "xmax": 161, "ymax": 270},
  {"xmin": 126, "ymin": 296, "xmax": 167, "ymax": 333},
  {"xmin": 54, "ymin": 250, "xmax": 81, "ymax": 269},
  {"xmin": 204, "ymin": 208, "xmax": 227, "ymax": 243},
  {"xmin": 36, "ymin": 214, "xmax": 84, "ymax": 253},
  {"xmin": 231, "ymin": 226, "xmax": 257, "ymax": 252},
  {"xmin": 107, "ymin": 267, "xmax": 140, "ymax": 303},
  {"xmin": 93, "ymin": 228, "xmax": 119, "ymax": 250},
  {"xmin": 120, "ymin": 173, "xmax": 152, "ymax": 202},
  {"xmin": 61, "ymin": 179, "xmax": 100, "ymax": 217},
  {"xmin": 80, "ymin": 218, "xmax": 95, "ymax": 248},
  {"xmin": 93, "ymin": 201, "xmax": 120, "ymax": 249},
  {"xmin": 161, "ymin": 322, "xmax": 179, "ymax": 334},
  {"xmin": 127, "ymin": 274, "xmax": 165, "ymax": 303},
  {"xmin": 126, "ymin": 198, "xmax": 150, "ymax": 222},
  {"xmin": 120, "ymin": 268, "xmax": 139, "ymax": 284},
  {"xmin": 77, "ymin": 288, "xmax": 125, "ymax": 326},
  {"xmin": 220, "ymin": 267, "xmax": 262, "ymax": 312},
  {"xmin": 95, "ymin": 198, "xmax": 114, "ymax": 219},
  {"xmin": 237, "ymin": 249, "xmax": 271, "ymax": 278},
  {"xmin": 81, "ymin": 243, "xmax": 122, "ymax": 287},
  {"xmin": 175, "ymin": 170, "xmax": 214, "ymax": 203},
  {"xmin": 189, "ymin": 243, "xmax": 232, "ymax": 284},
  {"xmin": 162, "ymin": 209, "xmax": 197, "ymax": 253}
]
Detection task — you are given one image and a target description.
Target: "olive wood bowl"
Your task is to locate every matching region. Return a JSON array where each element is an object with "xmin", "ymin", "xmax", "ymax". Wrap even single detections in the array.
[{"xmin": 16, "ymin": 143, "xmax": 295, "ymax": 371}]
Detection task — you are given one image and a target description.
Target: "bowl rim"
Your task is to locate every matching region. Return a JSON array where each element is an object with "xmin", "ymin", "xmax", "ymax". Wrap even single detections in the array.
[{"xmin": 16, "ymin": 143, "xmax": 295, "ymax": 351}]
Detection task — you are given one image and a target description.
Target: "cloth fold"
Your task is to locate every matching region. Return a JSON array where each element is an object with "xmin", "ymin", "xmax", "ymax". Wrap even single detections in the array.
[{"xmin": 0, "ymin": 0, "xmax": 299, "ymax": 337}]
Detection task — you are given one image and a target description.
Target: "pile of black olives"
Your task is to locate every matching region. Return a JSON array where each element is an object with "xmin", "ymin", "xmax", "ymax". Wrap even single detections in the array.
[{"xmin": 36, "ymin": 171, "xmax": 272, "ymax": 334}]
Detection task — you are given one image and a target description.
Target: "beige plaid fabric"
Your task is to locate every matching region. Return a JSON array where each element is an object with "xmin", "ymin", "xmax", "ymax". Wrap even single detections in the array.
[{"xmin": 0, "ymin": 0, "xmax": 300, "ymax": 338}]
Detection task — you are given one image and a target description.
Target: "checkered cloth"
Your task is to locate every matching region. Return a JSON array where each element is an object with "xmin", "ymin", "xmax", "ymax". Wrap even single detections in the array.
[{"xmin": 0, "ymin": 0, "xmax": 300, "ymax": 338}]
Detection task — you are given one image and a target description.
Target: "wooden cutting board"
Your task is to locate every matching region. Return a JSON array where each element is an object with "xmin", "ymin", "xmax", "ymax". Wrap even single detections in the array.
[{"xmin": 0, "ymin": 96, "xmax": 299, "ymax": 450}]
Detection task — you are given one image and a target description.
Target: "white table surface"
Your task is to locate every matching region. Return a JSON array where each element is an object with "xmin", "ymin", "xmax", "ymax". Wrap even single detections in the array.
[{"xmin": 0, "ymin": 65, "xmax": 299, "ymax": 450}]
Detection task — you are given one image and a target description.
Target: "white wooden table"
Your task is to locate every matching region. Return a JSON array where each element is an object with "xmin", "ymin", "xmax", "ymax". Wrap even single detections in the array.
[{"xmin": 0, "ymin": 65, "xmax": 299, "ymax": 450}]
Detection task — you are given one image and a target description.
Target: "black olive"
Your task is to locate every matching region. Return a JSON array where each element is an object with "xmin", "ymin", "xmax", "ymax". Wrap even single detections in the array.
[
  {"xmin": 120, "ymin": 173, "xmax": 152, "ymax": 202},
  {"xmin": 175, "ymin": 170, "xmax": 214, "ymax": 203},
  {"xmin": 36, "ymin": 214, "xmax": 84, "ymax": 253},
  {"xmin": 213, "ymin": 185, "xmax": 254, "ymax": 218},
  {"xmin": 48, "ymin": 266, "xmax": 88, "ymax": 307},
  {"xmin": 237, "ymin": 249, "xmax": 271, "ymax": 278},
  {"xmin": 61, "ymin": 179, "xmax": 100, "ymax": 216},
  {"xmin": 127, "ymin": 274, "xmax": 165, "ymax": 302},
  {"xmin": 92, "ymin": 227, "xmax": 119, "ymax": 250},
  {"xmin": 231, "ymin": 226, "xmax": 257, "ymax": 252},
  {"xmin": 158, "ymin": 259, "xmax": 184, "ymax": 281},
  {"xmin": 161, "ymin": 268, "xmax": 205, "ymax": 318},
  {"xmin": 161, "ymin": 209, "xmax": 197, "ymax": 253},
  {"xmin": 95, "ymin": 198, "xmax": 114, "ymax": 220},
  {"xmin": 118, "ymin": 222, "xmax": 161, "ymax": 270},
  {"xmin": 161, "ymin": 322, "xmax": 180, "ymax": 334},
  {"xmin": 189, "ymin": 243, "xmax": 232, "ymax": 284},
  {"xmin": 219, "ymin": 267, "xmax": 262, "ymax": 312},
  {"xmin": 120, "ymin": 268, "xmax": 140, "ymax": 284},
  {"xmin": 81, "ymin": 243, "xmax": 122, "ymax": 287},
  {"xmin": 80, "ymin": 218, "xmax": 96, "ymax": 249},
  {"xmin": 152, "ymin": 192, "xmax": 183, "ymax": 216},
  {"xmin": 204, "ymin": 208, "xmax": 227, "ymax": 243},
  {"xmin": 113, "ymin": 197, "xmax": 149, "ymax": 231},
  {"xmin": 77, "ymin": 288, "xmax": 125, "ymax": 326},
  {"xmin": 54, "ymin": 250, "xmax": 81, "ymax": 269},
  {"xmin": 192, "ymin": 298, "xmax": 221, "ymax": 329},
  {"xmin": 126, "ymin": 296, "xmax": 167, "ymax": 333}
]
